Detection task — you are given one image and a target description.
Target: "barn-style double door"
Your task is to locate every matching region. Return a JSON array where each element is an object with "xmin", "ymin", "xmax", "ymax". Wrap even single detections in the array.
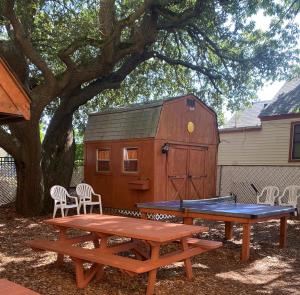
[{"xmin": 167, "ymin": 144, "xmax": 207, "ymax": 200}]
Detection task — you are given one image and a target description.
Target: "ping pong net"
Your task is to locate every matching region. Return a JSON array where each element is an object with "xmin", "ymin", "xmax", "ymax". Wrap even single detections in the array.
[{"xmin": 179, "ymin": 195, "xmax": 237, "ymax": 210}]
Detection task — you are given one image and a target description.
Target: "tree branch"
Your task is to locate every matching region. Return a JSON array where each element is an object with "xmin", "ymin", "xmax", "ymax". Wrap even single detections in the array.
[
  {"xmin": 152, "ymin": 51, "xmax": 223, "ymax": 93},
  {"xmin": 3, "ymin": 0, "xmax": 55, "ymax": 84}
]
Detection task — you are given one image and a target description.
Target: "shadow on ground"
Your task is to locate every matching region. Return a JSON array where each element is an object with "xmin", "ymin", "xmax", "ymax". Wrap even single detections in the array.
[{"xmin": 0, "ymin": 204, "xmax": 299, "ymax": 295}]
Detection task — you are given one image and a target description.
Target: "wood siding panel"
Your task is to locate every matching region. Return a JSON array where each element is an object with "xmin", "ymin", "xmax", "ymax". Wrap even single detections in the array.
[
  {"xmin": 85, "ymin": 139, "xmax": 155, "ymax": 209},
  {"xmin": 0, "ymin": 86, "xmax": 19, "ymax": 115},
  {"xmin": 156, "ymin": 96, "xmax": 218, "ymax": 145},
  {"xmin": 0, "ymin": 58, "xmax": 30, "ymax": 120},
  {"xmin": 218, "ymin": 118, "xmax": 300, "ymax": 166}
]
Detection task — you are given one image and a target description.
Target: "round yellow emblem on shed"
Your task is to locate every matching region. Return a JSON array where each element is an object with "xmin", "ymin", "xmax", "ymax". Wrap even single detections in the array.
[{"xmin": 187, "ymin": 121, "xmax": 195, "ymax": 133}]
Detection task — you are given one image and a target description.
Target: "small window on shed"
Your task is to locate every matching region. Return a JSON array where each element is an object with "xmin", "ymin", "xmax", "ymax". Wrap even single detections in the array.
[
  {"xmin": 187, "ymin": 99, "xmax": 195, "ymax": 111},
  {"xmin": 291, "ymin": 123, "xmax": 300, "ymax": 160},
  {"xmin": 123, "ymin": 147, "xmax": 138, "ymax": 172},
  {"xmin": 97, "ymin": 149, "xmax": 110, "ymax": 172}
]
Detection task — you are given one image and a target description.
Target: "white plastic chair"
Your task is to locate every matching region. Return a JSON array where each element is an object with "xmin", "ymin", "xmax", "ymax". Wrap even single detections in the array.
[
  {"xmin": 76, "ymin": 183, "xmax": 102, "ymax": 214},
  {"xmin": 50, "ymin": 185, "xmax": 79, "ymax": 218},
  {"xmin": 278, "ymin": 185, "xmax": 300, "ymax": 216},
  {"xmin": 256, "ymin": 186, "xmax": 280, "ymax": 206}
]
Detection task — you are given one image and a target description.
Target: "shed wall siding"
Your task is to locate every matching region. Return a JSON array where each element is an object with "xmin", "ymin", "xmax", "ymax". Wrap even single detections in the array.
[{"xmin": 218, "ymin": 118, "xmax": 300, "ymax": 166}]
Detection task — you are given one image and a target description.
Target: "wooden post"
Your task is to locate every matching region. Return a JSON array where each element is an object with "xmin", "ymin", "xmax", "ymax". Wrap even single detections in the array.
[
  {"xmin": 241, "ymin": 223, "xmax": 251, "ymax": 262},
  {"xmin": 140, "ymin": 212, "xmax": 148, "ymax": 219},
  {"xmin": 183, "ymin": 217, "xmax": 193, "ymax": 225},
  {"xmin": 225, "ymin": 221, "xmax": 233, "ymax": 240},
  {"xmin": 146, "ymin": 245, "xmax": 160, "ymax": 295},
  {"xmin": 56, "ymin": 227, "xmax": 67, "ymax": 265},
  {"xmin": 181, "ymin": 238, "xmax": 193, "ymax": 280},
  {"xmin": 279, "ymin": 216, "xmax": 288, "ymax": 248}
]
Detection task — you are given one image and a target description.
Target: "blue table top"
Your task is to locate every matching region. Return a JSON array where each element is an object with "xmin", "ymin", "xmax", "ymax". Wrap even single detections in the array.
[{"xmin": 137, "ymin": 199, "xmax": 295, "ymax": 219}]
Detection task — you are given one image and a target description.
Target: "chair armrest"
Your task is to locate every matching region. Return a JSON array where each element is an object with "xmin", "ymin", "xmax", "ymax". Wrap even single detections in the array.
[{"xmin": 92, "ymin": 193, "xmax": 101, "ymax": 200}]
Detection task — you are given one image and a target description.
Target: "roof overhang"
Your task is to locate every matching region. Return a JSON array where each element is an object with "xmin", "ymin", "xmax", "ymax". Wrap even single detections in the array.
[
  {"xmin": 0, "ymin": 57, "xmax": 31, "ymax": 124},
  {"xmin": 259, "ymin": 113, "xmax": 300, "ymax": 121},
  {"xmin": 219, "ymin": 126, "xmax": 262, "ymax": 133}
]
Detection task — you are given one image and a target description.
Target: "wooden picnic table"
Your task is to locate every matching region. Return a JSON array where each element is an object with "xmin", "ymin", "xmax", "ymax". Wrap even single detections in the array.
[
  {"xmin": 26, "ymin": 214, "xmax": 222, "ymax": 295},
  {"xmin": 0, "ymin": 279, "xmax": 40, "ymax": 295}
]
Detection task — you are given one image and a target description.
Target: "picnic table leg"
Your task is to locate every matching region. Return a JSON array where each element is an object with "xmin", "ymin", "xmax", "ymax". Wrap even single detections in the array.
[
  {"xmin": 94, "ymin": 233, "xmax": 109, "ymax": 280},
  {"xmin": 56, "ymin": 227, "xmax": 67, "ymax": 265},
  {"xmin": 183, "ymin": 217, "xmax": 193, "ymax": 225},
  {"xmin": 146, "ymin": 245, "xmax": 160, "ymax": 295},
  {"xmin": 140, "ymin": 212, "xmax": 148, "ymax": 219},
  {"xmin": 225, "ymin": 221, "xmax": 233, "ymax": 240},
  {"xmin": 241, "ymin": 223, "xmax": 251, "ymax": 262},
  {"xmin": 279, "ymin": 216, "xmax": 287, "ymax": 248},
  {"xmin": 181, "ymin": 238, "xmax": 193, "ymax": 280}
]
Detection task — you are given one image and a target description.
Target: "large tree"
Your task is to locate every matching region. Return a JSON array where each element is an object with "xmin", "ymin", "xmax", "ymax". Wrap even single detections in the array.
[{"xmin": 0, "ymin": 0, "xmax": 299, "ymax": 215}]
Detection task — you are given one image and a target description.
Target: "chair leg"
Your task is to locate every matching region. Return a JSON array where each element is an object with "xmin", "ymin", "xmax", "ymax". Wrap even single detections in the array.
[
  {"xmin": 65, "ymin": 208, "xmax": 69, "ymax": 216},
  {"xmin": 83, "ymin": 204, "xmax": 87, "ymax": 214},
  {"xmin": 60, "ymin": 207, "xmax": 65, "ymax": 217},
  {"xmin": 53, "ymin": 206, "xmax": 57, "ymax": 218},
  {"xmin": 76, "ymin": 205, "xmax": 80, "ymax": 215},
  {"xmin": 90, "ymin": 205, "xmax": 93, "ymax": 213}
]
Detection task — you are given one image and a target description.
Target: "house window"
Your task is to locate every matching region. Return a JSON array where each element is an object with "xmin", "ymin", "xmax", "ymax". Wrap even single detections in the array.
[
  {"xmin": 123, "ymin": 147, "xmax": 138, "ymax": 172},
  {"xmin": 96, "ymin": 149, "xmax": 110, "ymax": 172},
  {"xmin": 291, "ymin": 123, "xmax": 300, "ymax": 160}
]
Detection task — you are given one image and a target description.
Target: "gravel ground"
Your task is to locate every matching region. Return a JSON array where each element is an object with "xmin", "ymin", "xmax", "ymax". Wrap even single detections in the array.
[{"xmin": 0, "ymin": 204, "xmax": 299, "ymax": 295}]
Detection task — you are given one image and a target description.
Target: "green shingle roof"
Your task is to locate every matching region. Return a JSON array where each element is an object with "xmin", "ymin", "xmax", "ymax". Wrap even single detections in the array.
[
  {"xmin": 259, "ymin": 77, "xmax": 300, "ymax": 117},
  {"xmin": 84, "ymin": 100, "xmax": 163, "ymax": 141}
]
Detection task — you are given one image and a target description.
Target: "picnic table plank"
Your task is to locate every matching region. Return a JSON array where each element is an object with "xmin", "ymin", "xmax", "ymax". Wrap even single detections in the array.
[
  {"xmin": 26, "ymin": 214, "xmax": 220, "ymax": 295},
  {"xmin": 45, "ymin": 214, "xmax": 208, "ymax": 242},
  {"xmin": 0, "ymin": 279, "xmax": 40, "ymax": 295}
]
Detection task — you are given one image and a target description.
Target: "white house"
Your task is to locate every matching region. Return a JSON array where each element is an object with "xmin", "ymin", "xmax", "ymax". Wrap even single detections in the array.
[{"xmin": 218, "ymin": 78, "xmax": 300, "ymax": 203}]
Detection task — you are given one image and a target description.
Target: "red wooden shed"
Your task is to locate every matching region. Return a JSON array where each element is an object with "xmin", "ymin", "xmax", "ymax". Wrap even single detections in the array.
[
  {"xmin": 84, "ymin": 94, "xmax": 219, "ymax": 210},
  {"xmin": 0, "ymin": 57, "xmax": 30, "ymax": 123}
]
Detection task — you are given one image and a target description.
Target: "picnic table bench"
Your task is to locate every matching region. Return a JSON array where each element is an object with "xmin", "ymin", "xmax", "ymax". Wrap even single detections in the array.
[
  {"xmin": 26, "ymin": 214, "xmax": 222, "ymax": 295},
  {"xmin": 0, "ymin": 279, "xmax": 40, "ymax": 295}
]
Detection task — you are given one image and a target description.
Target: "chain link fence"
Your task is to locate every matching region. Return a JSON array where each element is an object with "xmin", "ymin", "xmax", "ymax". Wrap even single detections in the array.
[
  {"xmin": 0, "ymin": 157, "xmax": 17, "ymax": 206},
  {"xmin": 217, "ymin": 165, "xmax": 300, "ymax": 206},
  {"xmin": 2, "ymin": 159, "xmax": 300, "ymax": 209},
  {"xmin": 0, "ymin": 158, "xmax": 84, "ymax": 206}
]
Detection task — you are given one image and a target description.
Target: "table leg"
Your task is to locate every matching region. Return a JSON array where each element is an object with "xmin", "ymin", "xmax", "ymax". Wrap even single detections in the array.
[
  {"xmin": 225, "ymin": 221, "xmax": 233, "ymax": 240},
  {"xmin": 95, "ymin": 234, "xmax": 109, "ymax": 280},
  {"xmin": 279, "ymin": 216, "xmax": 287, "ymax": 248},
  {"xmin": 181, "ymin": 238, "xmax": 193, "ymax": 280},
  {"xmin": 140, "ymin": 212, "xmax": 148, "ymax": 220},
  {"xmin": 56, "ymin": 227, "xmax": 67, "ymax": 265},
  {"xmin": 146, "ymin": 245, "xmax": 160, "ymax": 295},
  {"xmin": 241, "ymin": 223, "xmax": 251, "ymax": 262},
  {"xmin": 183, "ymin": 217, "xmax": 193, "ymax": 225}
]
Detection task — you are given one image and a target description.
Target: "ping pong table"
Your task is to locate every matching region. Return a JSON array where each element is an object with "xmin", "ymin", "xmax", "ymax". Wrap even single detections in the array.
[{"xmin": 137, "ymin": 196, "xmax": 295, "ymax": 261}]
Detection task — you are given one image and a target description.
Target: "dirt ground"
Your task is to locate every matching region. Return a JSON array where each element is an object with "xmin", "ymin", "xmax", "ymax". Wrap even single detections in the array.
[{"xmin": 0, "ymin": 205, "xmax": 299, "ymax": 295}]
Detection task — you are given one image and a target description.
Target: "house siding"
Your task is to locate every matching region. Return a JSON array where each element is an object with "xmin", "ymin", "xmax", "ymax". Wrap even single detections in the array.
[{"xmin": 218, "ymin": 117, "xmax": 300, "ymax": 166}]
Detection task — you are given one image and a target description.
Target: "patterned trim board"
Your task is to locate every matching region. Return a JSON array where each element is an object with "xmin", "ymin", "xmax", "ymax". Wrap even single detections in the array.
[{"xmin": 137, "ymin": 199, "xmax": 294, "ymax": 219}]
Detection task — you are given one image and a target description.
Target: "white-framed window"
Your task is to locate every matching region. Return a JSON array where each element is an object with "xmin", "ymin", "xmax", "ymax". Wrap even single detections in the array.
[
  {"xmin": 123, "ymin": 147, "xmax": 138, "ymax": 172},
  {"xmin": 96, "ymin": 148, "xmax": 110, "ymax": 172}
]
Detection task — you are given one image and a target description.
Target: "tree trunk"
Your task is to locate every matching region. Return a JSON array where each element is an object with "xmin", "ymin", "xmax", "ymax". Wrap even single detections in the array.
[
  {"xmin": 14, "ymin": 122, "xmax": 44, "ymax": 216},
  {"xmin": 41, "ymin": 109, "xmax": 76, "ymax": 213}
]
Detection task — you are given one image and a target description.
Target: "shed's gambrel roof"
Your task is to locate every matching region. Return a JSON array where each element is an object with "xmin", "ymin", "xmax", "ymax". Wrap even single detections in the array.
[
  {"xmin": 84, "ymin": 100, "xmax": 163, "ymax": 141},
  {"xmin": 259, "ymin": 77, "xmax": 300, "ymax": 118},
  {"xmin": 84, "ymin": 94, "xmax": 216, "ymax": 142}
]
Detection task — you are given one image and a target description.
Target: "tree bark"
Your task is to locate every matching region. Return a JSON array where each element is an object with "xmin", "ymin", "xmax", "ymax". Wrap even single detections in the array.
[
  {"xmin": 41, "ymin": 107, "xmax": 76, "ymax": 213},
  {"xmin": 14, "ymin": 121, "xmax": 44, "ymax": 216}
]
